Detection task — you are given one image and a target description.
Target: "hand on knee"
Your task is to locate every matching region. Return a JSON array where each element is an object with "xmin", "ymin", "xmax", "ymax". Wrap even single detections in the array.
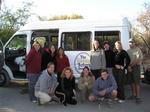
[
  {"xmin": 89, "ymin": 96, "xmax": 96, "ymax": 102},
  {"xmin": 111, "ymin": 90, "xmax": 117, "ymax": 98}
]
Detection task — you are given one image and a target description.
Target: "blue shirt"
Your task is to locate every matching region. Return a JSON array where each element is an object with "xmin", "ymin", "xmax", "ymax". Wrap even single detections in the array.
[{"xmin": 93, "ymin": 75, "xmax": 117, "ymax": 96}]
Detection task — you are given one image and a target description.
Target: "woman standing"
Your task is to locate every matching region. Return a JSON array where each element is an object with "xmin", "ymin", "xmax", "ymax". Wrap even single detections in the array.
[
  {"xmin": 78, "ymin": 66, "xmax": 95, "ymax": 103},
  {"xmin": 90, "ymin": 40, "xmax": 106, "ymax": 79},
  {"xmin": 25, "ymin": 37, "xmax": 45, "ymax": 103},
  {"xmin": 56, "ymin": 47, "xmax": 70, "ymax": 82},
  {"xmin": 41, "ymin": 44, "xmax": 57, "ymax": 71},
  {"xmin": 113, "ymin": 41, "xmax": 130, "ymax": 103},
  {"xmin": 56, "ymin": 67, "xmax": 77, "ymax": 106}
]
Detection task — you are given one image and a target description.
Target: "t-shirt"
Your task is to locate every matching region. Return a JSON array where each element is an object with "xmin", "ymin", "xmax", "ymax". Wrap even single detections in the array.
[
  {"xmin": 127, "ymin": 47, "xmax": 143, "ymax": 65},
  {"xmin": 104, "ymin": 49, "xmax": 115, "ymax": 68}
]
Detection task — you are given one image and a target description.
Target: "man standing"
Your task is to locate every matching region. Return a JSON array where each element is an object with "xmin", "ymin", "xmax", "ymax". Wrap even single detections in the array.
[{"xmin": 127, "ymin": 39, "xmax": 143, "ymax": 104}]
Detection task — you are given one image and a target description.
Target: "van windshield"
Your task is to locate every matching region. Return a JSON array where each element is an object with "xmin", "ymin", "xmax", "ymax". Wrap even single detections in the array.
[
  {"xmin": 6, "ymin": 35, "xmax": 27, "ymax": 51},
  {"xmin": 5, "ymin": 34, "xmax": 27, "ymax": 57}
]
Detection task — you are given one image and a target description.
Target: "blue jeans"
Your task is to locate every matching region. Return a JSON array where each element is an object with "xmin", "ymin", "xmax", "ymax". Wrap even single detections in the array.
[{"xmin": 27, "ymin": 74, "xmax": 39, "ymax": 101}]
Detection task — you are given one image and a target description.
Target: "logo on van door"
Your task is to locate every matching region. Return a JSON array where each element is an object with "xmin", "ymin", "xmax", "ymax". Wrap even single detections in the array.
[{"xmin": 74, "ymin": 52, "xmax": 90, "ymax": 74}]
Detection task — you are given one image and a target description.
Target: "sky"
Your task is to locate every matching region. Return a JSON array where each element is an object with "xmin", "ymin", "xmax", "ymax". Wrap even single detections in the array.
[{"xmin": 3, "ymin": 0, "xmax": 149, "ymax": 22}]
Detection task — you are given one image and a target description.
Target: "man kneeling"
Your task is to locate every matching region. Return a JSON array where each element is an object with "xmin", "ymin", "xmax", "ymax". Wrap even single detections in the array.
[
  {"xmin": 35, "ymin": 62, "xmax": 58, "ymax": 105},
  {"xmin": 89, "ymin": 69, "xmax": 117, "ymax": 101}
]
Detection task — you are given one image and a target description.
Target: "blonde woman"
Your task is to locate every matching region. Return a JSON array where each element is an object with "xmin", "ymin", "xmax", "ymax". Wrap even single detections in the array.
[
  {"xmin": 90, "ymin": 40, "xmax": 106, "ymax": 79},
  {"xmin": 56, "ymin": 67, "xmax": 77, "ymax": 106},
  {"xmin": 78, "ymin": 66, "xmax": 95, "ymax": 102},
  {"xmin": 113, "ymin": 41, "xmax": 130, "ymax": 103}
]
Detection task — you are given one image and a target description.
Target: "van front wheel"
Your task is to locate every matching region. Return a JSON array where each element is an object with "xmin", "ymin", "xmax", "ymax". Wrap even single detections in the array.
[{"xmin": 0, "ymin": 70, "xmax": 10, "ymax": 86}]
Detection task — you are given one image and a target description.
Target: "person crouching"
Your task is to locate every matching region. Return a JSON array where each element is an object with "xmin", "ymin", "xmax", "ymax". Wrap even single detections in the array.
[
  {"xmin": 35, "ymin": 62, "xmax": 59, "ymax": 105},
  {"xmin": 89, "ymin": 69, "xmax": 117, "ymax": 101}
]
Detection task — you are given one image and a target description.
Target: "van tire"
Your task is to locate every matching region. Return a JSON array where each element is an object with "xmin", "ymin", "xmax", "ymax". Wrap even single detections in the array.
[{"xmin": 0, "ymin": 69, "xmax": 10, "ymax": 86}]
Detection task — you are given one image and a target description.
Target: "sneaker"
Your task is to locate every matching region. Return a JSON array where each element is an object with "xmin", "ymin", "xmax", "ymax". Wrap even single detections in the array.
[
  {"xmin": 32, "ymin": 100, "xmax": 37, "ymax": 103},
  {"xmin": 136, "ymin": 98, "xmax": 142, "ymax": 104},
  {"xmin": 113, "ymin": 98, "xmax": 119, "ymax": 101},
  {"xmin": 106, "ymin": 99, "xmax": 112, "ymax": 105},
  {"xmin": 98, "ymin": 97, "xmax": 105, "ymax": 101},
  {"xmin": 107, "ymin": 99, "xmax": 112, "ymax": 102},
  {"xmin": 118, "ymin": 100, "xmax": 125, "ymax": 103},
  {"xmin": 127, "ymin": 96, "xmax": 136, "ymax": 100}
]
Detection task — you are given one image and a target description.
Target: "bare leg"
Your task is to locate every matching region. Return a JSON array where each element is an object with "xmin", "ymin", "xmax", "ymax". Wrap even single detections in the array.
[
  {"xmin": 131, "ymin": 84, "xmax": 136, "ymax": 97},
  {"xmin": 135, "ymin": 84, "xmax": 140, "ymax": 98},
  {"xmin": 135, "ymin": 84, "xmax": 142, "ymax": 104}
]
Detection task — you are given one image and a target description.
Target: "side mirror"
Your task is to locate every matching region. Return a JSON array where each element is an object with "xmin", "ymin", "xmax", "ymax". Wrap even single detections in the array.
[
  {"xmin": 0, "ymin": 52, "xmax": 4, "ymax": 72},
  {"xmin": 0, "ymin": 39, "xmax": 3, "ymax": 53}
]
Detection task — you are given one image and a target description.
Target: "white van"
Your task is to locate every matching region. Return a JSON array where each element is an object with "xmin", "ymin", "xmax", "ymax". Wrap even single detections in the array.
[{"xmin": 0, "ymin": 17, "xmax": 131, "ymax": 86}]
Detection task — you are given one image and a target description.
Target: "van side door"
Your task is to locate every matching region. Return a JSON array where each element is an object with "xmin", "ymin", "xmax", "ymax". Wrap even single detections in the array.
[
  {"xmin": 61, "ymin": 31, "xmax": 92, "ymax": 77},
  {"xmin": 5, "ymin": 34, "xmax": 27, "ymax": 78}
]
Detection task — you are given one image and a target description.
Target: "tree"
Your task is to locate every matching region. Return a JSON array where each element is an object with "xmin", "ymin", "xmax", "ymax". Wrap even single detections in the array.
[
  {"xmin": 137, "ymin": 3, "xmax": 150, "ymax": 32},
  {"xmin": 132, "ymin": 2, "xmax": 150, "ymax": 56},
  {"xmin": 0, "ymin": 2, "xmax": 33, "ymax": 44},
  {"xmin": 38, "ymin": 14, "xmax": 83, "ymax": 21}
]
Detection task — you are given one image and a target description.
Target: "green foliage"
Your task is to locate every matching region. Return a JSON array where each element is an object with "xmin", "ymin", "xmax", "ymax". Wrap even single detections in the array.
[
  {"xmin": 38, "ymin": 14, "xmax": 84, "ymax": 21},
  {"xmin": 0, "ymin": 2, "xmax": 33, "ymax": 44}
]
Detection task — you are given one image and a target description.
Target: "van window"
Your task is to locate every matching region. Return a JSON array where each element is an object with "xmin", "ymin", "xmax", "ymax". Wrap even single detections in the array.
[
  {"xmin": 95, "ymin": 31, "xmax": 120, "ymax": 48},
  {"xmin": 5, "ymin": 34, "xmax": 27, "ymax": 57},
  {"xmin": 32, "ymin": 30, "xmax": 59, "ymax": 48},
  {"xmin": 61, "ymin": 32, "xmax": 91, "ymax": 51}
]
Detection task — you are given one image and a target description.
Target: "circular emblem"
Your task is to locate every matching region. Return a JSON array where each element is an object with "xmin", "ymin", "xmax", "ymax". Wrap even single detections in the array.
[{"xmin": 74, "ymin": 52, "xmax": 90, "ymax": 74}]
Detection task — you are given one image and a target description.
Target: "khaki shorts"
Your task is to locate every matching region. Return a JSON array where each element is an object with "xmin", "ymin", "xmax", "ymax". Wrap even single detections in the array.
[
  {"xmin": 128, "ymin": 65, "xmax": 141, "ymax": 84},
  {"xmin": 35, "ymin": 91, "xmax": 52, "ymax": 104}
]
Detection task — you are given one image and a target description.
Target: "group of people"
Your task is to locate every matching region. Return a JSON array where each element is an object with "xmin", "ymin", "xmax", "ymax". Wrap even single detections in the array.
[
  {"xmin": 25, "ymin": 37, "xmax": 75, "ymax": 105},
  {"xmin": 89, "ymin": 39, "xmax": 143, "ymax": 104},
  {"xmin": 25, "ymin": 37, "xmax": 143, "ymax": 106}
]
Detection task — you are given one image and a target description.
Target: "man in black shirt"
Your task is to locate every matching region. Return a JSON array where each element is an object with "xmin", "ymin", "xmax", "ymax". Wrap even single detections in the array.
[{"xmin": 103, "ymin": 41, "xmax": 115, "ymax": 76}]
